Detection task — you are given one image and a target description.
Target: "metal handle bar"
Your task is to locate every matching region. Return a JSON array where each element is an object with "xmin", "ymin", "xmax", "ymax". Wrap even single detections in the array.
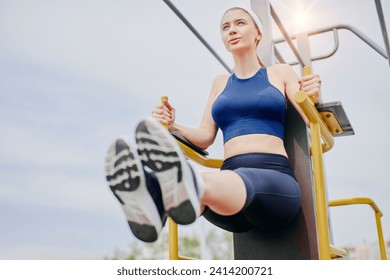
[{"xmin": 274, "ymin": 24, "xmax": 388, "ymax": 66}]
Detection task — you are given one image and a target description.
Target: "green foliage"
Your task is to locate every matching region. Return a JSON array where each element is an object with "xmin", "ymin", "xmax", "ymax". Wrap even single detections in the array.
[
  {"xmin": 105, "ymin": 226, "xmax": 233, "ymax": 260},
  {"xmin": 206, "ymin": 229, "xmax": 233, "ymax": 260}
]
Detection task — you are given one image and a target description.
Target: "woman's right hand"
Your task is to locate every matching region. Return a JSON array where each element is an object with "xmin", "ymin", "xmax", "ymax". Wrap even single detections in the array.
[{"xmin": 152, "ymin": 99, "xmax": 176, "ymax": 128}]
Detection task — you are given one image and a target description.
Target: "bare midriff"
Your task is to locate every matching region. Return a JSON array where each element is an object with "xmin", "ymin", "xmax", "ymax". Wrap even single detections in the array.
[{"xmin": 223, "ymin": 134, "xmax": 288, "ymax": 160}]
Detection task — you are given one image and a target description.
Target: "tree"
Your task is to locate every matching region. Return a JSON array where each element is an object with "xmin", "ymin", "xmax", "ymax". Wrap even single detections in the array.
[{"xmin": 105, "ymin": 226, "xmax": 233, "ymax": 260}]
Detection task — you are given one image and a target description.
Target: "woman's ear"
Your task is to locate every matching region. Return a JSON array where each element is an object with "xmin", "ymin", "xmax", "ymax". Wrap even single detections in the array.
[{"xmin": 255, "ymin": 34, "xmax": 262, "ymax": 47}]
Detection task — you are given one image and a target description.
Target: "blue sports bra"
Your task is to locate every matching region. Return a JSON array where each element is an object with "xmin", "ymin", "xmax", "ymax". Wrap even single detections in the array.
[{"xmin": 211, "ymin": 67, "xmax": 286, "ymax": 143}]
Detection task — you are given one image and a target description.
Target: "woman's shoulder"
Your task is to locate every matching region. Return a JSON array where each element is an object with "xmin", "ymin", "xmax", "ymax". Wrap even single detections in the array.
[
  {"xmin": 211, "ymin": 74, "xmax": 230, "ymax": 93},
  {"xmin": 213, "ymin": 74, "xmax": 230, "ymax": 84},
  {"xmin": 267, "ymin": 64, "xmax": 297, "ymax": 82},
  {"xmin": 267, "ymin": 63, "xmax": 294, "ymax": 74},
  {"xmin": 206, "ymin": 74, "xmax": 230, "ymax": 99}
]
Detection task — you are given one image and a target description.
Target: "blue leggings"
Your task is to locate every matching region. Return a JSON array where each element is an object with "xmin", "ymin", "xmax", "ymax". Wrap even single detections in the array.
[{"xmin": 203, "ymin": 153, "xmax": 301, "ymax": 233}]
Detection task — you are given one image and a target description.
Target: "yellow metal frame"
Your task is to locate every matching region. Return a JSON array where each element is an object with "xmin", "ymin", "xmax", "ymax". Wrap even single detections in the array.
[
  {"xmin": 329, "ymin": 197, "xmax": 387, "ymax": 260},
  {"xmin": 295, "ymin": 66, "xmax": 387, "ymax": 260},
  {"xmin": 168, "ymin": 219, "xmax": 195, "ymax": 260},
  {"xmin": 319, "ymin": 111, "xmax": 344, "ymax": 135},
  {"xmin": 295, "ymin": 88, "xmax": 332, "ymax": 259},
  {"xmin": 162, "ymin": 65, "xmax": 387, "ymax": 260},
  {"xmin": 161, "ymin": 95, "xmax": 219, "ymax": 260},
  {"xmin": 168, "ymin": 143, "xmax": 222, "ymax": 259},
  {"xmin": 177, "ymin": 142, "xmax": 223, "ymax": 168}
]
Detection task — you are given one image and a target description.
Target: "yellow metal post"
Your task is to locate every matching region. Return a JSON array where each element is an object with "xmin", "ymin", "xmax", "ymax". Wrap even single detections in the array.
[
  {"xmin": 310, "ymin": 121, "xmax": 331, "ymax": 259},
  {"xmin": 168, "ymin": 219, "xmax": 179, "ymax": 260},
  {"xmin": 160, "ymin": 96, "xmax": 180, "ymax": 260},
  {"xmin": 303, "ymin": 66, "xmax": 318, "ymax": 104},
  {"xmin": 375, "ymin": 211, "xmax": 387, "ymax": 260},
  {"xmin": 160, "ymin": 96, "xmax": 197, "ymax": 260},
  {"xmin": 295, "ymin": 66, "xmax": 332, "ymax": 259}
]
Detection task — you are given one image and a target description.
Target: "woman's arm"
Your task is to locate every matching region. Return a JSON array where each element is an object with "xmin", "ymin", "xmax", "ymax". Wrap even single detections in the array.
[
  {"xmin": 152, "ymin": 75, "xmax": 228, "ymax": 150},
  {"xmin": 281, "ymin": 64, "xmax": 322, "ymax": 126}
]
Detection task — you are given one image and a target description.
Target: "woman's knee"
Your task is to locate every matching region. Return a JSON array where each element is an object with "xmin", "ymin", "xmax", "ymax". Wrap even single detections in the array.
[{"xmin": 200, "ymin": 171, "xmax": 247, "ymax": 216}]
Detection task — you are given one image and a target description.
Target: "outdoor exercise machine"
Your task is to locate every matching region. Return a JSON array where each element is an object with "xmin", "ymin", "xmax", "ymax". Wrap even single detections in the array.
[{"xmin": 162, "ymin": 0, "xmax": 389, "ymax": 260}]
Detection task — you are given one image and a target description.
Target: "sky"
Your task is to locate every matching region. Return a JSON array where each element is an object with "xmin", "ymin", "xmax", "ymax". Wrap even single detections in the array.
[{"xmin": 0, "ymin": 0, "xmax": 389, "ymax": 260}]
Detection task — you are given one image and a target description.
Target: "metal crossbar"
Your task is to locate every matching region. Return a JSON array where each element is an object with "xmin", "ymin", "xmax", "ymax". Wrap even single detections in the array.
[
  {"xmin": 162, "ymin": 0, "xmax": 232, "ymax": 73},
  {"xmin": 274, "ymin": 24, "xmax": 389, "ymax": 66},
  {"xmin": 375, "ymin": 0, "xmax": 390, "ymax": 67}
]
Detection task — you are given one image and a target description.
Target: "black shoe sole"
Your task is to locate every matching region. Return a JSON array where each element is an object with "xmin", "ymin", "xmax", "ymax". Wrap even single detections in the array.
[
  {"xmin": 135, "ymin": 119, "xmax": 199, "ymax": 225},
  {"xmin": 105, "ymin": 138, "xmax": 162, "ymax": 242}
]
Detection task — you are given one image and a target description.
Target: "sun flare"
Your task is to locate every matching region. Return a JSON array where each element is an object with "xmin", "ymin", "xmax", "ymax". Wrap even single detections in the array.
[{"xmin": 295, "ymin": 9, "xmax": 310, "ymax": 27}]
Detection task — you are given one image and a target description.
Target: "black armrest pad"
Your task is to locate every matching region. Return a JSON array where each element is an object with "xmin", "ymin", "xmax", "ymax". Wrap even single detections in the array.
[{"xmin": 170, "ymin": 131, "xmax": 209, "ymax": 156}]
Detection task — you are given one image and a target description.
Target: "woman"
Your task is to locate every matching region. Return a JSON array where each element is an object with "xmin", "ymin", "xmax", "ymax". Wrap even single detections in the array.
[{"xmin": 105, "ymin": 7, "xmax": 321, "ymax": 242}]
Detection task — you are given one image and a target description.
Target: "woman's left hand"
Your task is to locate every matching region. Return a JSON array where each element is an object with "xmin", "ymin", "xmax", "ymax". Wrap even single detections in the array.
[{"xmin": 299, "ymin": 74, "xmax": 322, "ymax": 103}]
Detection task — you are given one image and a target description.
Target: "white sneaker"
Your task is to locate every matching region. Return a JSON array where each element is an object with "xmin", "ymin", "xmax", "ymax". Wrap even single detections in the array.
[
  {"xmin": 135, "ymin": 118, "xmax": 202, "ymax": 225},
  {"xmin": 105, "ymin": 137, "xmax": 165, "ymax": 242}
]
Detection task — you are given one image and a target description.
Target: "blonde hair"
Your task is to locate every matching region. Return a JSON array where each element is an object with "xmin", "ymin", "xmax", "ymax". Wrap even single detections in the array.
[
  {"xmin": 257, "ymin": 55, "xmax": 266, "ymax": 67},
  {"xmin": 223, "ymin": 7, "xmax": 266, "ymax": 67}
]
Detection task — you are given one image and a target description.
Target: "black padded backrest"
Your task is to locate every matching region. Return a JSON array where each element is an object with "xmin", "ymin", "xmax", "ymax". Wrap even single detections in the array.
[{"xmin": 233, "ymin": 102, "xmax": 319, "ymax": 259}]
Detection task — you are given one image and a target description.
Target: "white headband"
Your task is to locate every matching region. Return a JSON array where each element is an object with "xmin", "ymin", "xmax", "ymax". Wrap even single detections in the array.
[{"xmin": 232, "ymin": 6, "xmax": 264, "ymax": 35}]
